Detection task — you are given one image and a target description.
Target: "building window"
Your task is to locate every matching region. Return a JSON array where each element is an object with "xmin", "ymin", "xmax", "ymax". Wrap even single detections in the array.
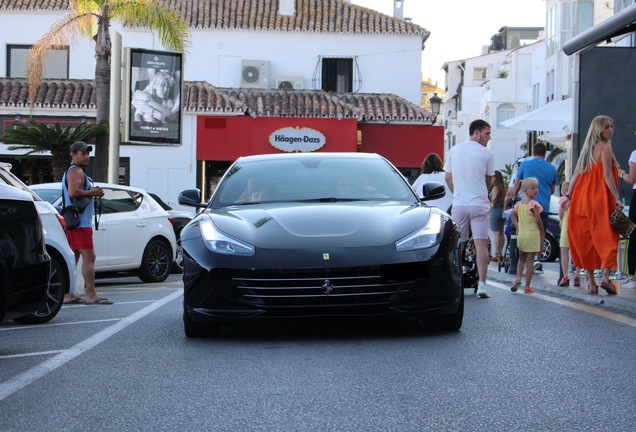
[
  {"xmin": 577, "ymin": 1, "xmax": 594, "ymax": 34},
  {"xmin": 546, "ymin": 70, "xmax": 555, "ymax": 103},
  {"xmin": 497, "ymin": 103, "xmax": 516, "ymax": 128},
  {"xmin": 532, "ymin": 83, "xmax": 540, "ymax": 110},
  {"xmin": 7, "ymin": 45, "xmax": 69, "ymax": 79},
  {"xmin": 473, "ymin": 67, "xmax": 487, "ymax": 80},
  {"xmin": 321, "ymin": 58, "xmax": 353, "ymax": 93},
  {"xmin": 545, "ymin": 5, "xmax": 559, "ymax": 58}
]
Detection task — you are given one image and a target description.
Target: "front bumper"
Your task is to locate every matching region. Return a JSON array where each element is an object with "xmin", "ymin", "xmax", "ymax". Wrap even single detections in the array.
[{"xmin": 182, "ymin": 222, "xmax": 462, "ymax": 324}]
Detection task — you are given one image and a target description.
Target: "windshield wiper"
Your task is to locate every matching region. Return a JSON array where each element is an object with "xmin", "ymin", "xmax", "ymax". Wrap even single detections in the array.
[{"xmin": 299, "ymin": 197, "xmax": 369, "ymax": 202}]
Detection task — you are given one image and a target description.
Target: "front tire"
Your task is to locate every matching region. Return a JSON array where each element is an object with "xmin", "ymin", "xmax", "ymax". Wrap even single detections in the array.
[
  {"xmin": 540, "ymin": 232, "xmax": 559, "ymax": 262},
  {"xmin": 14, "ymin": 255, "xmax": 65, "ymax": 324},
  {"xmin": 417, "ymin": 290, "xmax": 464, "ymax": 332},
  {"xmin": 138, "ymin": 239, "xmax": 172, "ymax": 283},
  {"xmin": 434, "ymin": 289, "xmax": 464, "ymax": 331}
]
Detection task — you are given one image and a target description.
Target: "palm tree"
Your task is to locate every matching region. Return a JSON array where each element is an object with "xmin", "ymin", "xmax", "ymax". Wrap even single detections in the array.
[
  {"xmin": 26, "ymin": 0, "xmax": 191, "ymax": 182},
  {"xmin": 2, "ymin": 120, "xmax": 109, "ymax": 181},
  {"xmin": 546, "ymin": 146, "xmax": 566, "ymax": 184}
]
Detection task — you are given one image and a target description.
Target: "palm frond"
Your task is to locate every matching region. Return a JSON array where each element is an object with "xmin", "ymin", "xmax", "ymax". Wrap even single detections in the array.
[
  {"xmin": 546, "ymin": 147, "xmax": 564, "ymax": 162},
  {"xmin": 113, "ymin": 0, "xmax": 191, "ymax": 53},
  {"xmin": 3, "ymin": 120, "xmax": 108, "ymax": 152},
  {"xmin": 26, "ymin": 11, "xmax": 95, "ymax": 108}
]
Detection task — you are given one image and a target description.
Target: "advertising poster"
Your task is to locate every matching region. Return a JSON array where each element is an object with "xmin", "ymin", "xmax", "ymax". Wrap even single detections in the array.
[{"xmin": 126, "ymin": 48, "xmax": 182, "ymax": 145}]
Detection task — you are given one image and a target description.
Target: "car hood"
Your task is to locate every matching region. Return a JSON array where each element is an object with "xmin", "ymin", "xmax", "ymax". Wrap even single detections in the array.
[{"xmin": 204, "ymin": 202, "xmax": 434, "ymax": 248}]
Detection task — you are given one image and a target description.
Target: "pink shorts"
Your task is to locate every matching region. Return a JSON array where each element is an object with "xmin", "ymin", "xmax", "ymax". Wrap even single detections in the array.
[
  {"xmin": 65, "ymin": 228, "xmax": 94, "ymax": 250},
  {"xmin": 452, "ymin": 206, "xmax": 490, "ymax": 242}
]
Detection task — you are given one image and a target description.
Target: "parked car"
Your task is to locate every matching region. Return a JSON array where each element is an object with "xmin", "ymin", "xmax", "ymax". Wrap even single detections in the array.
[
  {"xmin": 30, "ymin": 182, "xmax": 177, "ymax": 283},
  {"xmin": 0, "ymin": 184, "xmax": 53, "ymax": 323},
  {"xmin": 177, "ymin": 152, "xmax": 463, "ymax": 337},
  {"xmin": 0, "ymin": 163, "xmax": 75, "ymax": 323},
  {"xmin": 148, "ymin": 192, "xmax": 196, "ymax": 270},
  {"xmin": 541, "ymin": 195, "xmax": 561, "ymax": 262}
]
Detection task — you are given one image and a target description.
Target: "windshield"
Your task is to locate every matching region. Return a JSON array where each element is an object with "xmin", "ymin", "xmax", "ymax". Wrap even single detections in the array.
[
  {"xmin": 211, "ymin": 155, "xmax": 417, "ymax": 208},
  {"xmin": 31, "ymin": 187, "xmax": 62, "ymax": 205}
]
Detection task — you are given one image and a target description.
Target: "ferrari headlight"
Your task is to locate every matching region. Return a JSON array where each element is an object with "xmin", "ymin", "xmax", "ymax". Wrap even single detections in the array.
[
  {"xmin": 199, "ymin": 219, "xmax": 254, "ymax": 256},
  {"xmin": 395, "ymin": 214, "xmax": 443, "ymax": 251}
]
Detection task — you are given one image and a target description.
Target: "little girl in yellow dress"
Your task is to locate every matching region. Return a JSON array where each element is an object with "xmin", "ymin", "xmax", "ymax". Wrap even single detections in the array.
[{"xmin": 509, "ymin": 177, "xmax": 545, "ymax": 293}]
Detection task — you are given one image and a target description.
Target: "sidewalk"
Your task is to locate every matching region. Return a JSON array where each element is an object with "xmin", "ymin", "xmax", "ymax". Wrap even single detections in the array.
[{"xmin": 486, "ymin": 259, "xmax": 636, "ymax": 315}]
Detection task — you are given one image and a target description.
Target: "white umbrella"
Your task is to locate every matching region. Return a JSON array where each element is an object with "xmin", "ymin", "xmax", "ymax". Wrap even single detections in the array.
[
  {"xmin": 501, "ymin": 98, "xmax": 573, "ymax": 132},
  {"xmin": 538, "ymin": 130, "xmax": 570, "ymax": 150}
]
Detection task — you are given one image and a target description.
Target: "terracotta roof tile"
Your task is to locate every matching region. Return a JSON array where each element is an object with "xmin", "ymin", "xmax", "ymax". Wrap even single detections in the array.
[
  {"xmin": 0, "ymin": 78, "xmax": 97, "ymax": 108},
  {"xmin": 0, "ymin": 0, "xmax": 429, "ymax": 39},
  {"xmin": 0, "ymin": 78, "xmax": 434, "ymax": 122}
]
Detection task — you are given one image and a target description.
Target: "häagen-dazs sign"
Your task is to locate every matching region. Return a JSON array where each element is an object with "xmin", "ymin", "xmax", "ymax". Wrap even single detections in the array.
[{"xmin": 269, "ymin": 127, "xmax": 326, "ymax": 152}]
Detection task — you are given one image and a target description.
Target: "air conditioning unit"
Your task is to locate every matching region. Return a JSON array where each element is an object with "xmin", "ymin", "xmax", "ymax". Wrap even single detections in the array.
[
  {"xmin": 240, "ymin": 60, "xmax": 270, "ymax": 88},
  {"xmin": 276, "ymin": 76, "xmax": 304, "ymax": 90}
]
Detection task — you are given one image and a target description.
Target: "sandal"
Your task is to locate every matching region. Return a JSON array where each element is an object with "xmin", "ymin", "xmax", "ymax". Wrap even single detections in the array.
[
  {"xmin": 524, "ymin": 286, "xmax": 534, "ymax": 294},
  {"xmin": 573, "ymin": 276, "xmax": 581, "ymax": 287},
  {"xmin": 490, "ymin": 253, "xmax": 502, "ymax": 263},
  {"xmin": 510, "ymin": 280, "xmax": 522, "ymax": 292},
  {"xmin": 600, "ymin": 280, "xmax": 618, "ymax": 295},
  {"xmin": 587, "ymin": 284, "xmax": 599, "ymax": 295},
  {"xmin": 558, "ymin": 275, "xmax": 570, "ymax": 287}
]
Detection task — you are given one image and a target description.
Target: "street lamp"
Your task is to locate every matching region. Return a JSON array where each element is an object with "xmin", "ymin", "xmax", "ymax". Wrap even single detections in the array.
[{"xmin": 429, "ymin": 92, "xmax": 442, "ymax": 124}]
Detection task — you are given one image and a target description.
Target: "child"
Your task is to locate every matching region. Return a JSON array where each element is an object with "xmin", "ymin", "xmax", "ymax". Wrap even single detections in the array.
[
  {"xmin": 557, "ymin": 181, "xmax": 581, "ymax": 287},
  {"xmin": 509, "ymin": 177, "xmax": 545, "ymax": 293}
]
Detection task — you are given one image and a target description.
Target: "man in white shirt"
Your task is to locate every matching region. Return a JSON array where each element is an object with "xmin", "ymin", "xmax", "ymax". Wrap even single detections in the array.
[{"xmin": 444, "ymin": 119, "xmax": 495, "ymax": 298}]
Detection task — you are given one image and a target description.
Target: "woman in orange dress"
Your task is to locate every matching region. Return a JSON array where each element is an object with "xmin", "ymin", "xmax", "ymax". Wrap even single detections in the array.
[{"xmin": 562, "ymin": 115, "xmax": 620, "ymax": 295}]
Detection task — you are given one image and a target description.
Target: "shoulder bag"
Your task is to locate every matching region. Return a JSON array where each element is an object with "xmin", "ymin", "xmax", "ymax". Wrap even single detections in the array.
[
  {"xmin": 61, "ymin": 165, "xmax": 88, "ymax": 229},
  {"xmin": 609, "ymin": 206, "xmax": 636, "ymax": 238}
]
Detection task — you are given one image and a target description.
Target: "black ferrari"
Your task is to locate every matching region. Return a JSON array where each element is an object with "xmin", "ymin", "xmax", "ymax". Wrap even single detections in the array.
[{"xmin": 178, "ymin": 152, "xmax": 462, "ymax": 337}]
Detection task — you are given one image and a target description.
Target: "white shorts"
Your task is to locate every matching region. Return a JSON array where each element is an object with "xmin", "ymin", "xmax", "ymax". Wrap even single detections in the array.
[{"xmin": 452, "ymin": 205, "xmax": 490, "ymax": 242}]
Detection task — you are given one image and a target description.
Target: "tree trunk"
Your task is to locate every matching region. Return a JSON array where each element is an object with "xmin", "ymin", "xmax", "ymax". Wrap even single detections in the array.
[
  {"xmin": 93, "ymin": 53, "xmax": 111, "ymax": 182},
  {"xmin": 92, "ymin": 11, "xmax": 112, "ymax": 184},
  {"xmin": 52, "ymin": 150, "xmax": 70, "ymax": 181}
]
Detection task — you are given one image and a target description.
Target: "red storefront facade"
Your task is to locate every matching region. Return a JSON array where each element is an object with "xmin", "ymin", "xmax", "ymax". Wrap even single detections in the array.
[{"xmin": 196, "ymin": 115, "xmax": 444, "ymax": 195}]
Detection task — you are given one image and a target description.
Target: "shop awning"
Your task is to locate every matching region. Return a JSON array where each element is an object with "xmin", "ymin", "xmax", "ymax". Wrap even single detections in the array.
[
  {"xmin": 501, "ymin": 98, "xmax": 573, "ymax": 132},
  {"xmin": 563, "ymin": 3, "xmax": 636, "ymax": 55},
  {"xmin": 537, "ymin": 130, "xmax": 570, "ymax": 150}
]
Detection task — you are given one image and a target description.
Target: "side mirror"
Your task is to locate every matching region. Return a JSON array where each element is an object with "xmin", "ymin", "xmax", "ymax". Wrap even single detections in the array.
[
  {"xmin": 421, "ymin": 182, "xmax": 445, "ymax": 202},
  {"xmin": 178, "ymin": 188, "xmax": 207, "ymax": 209}
]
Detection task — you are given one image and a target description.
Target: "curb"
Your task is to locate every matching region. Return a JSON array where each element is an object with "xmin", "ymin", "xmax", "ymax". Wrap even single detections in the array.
[{"xmin": 486, "ymin": 262, "xmax": 636, "ymax": 315}]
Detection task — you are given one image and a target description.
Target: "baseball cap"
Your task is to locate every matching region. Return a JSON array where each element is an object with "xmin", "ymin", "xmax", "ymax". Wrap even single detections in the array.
[{"xmin": 70, "ymin": 141, "xmax": 93, "ymax": 153}]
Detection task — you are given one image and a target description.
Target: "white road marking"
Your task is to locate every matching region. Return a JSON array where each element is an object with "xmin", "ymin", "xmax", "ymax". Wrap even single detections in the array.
[
  {"xmin": 489, "ymin": 280, "xmax": 636, "ymax": 327},
  {"xmin": 0, "ymin": 319, "xmax": 121, "ymax": 332},
  {"xmin": 0, "ymin": 289, "xmax": 183, "ymax": 402},
  {"xmin": 0, "ymin": 350, "xmax": 66, "ymax": 359}
]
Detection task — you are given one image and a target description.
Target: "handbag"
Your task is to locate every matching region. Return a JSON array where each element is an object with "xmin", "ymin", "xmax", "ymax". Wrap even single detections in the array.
[
  {"xmin": 61, "ymin": 205, "xmax": 80, "ymax": 229},
  {"xmin": 609, "ymin": 206, "xmax": 636, "ymax": 238}
]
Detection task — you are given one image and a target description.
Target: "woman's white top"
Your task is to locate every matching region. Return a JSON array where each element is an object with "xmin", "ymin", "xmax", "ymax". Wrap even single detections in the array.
[{"xmin": 411, "ymin": 171, "xmax": 453, "ymax": 214}]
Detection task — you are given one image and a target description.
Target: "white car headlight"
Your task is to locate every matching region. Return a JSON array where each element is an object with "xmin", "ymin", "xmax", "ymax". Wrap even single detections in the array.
[
  {"xmin": 199, "ymin": 219, "xmax": 254, "ymax": 256},
  {"xmin": 395, "ymin": 214, "xmax": 443, "ymax": 251}
]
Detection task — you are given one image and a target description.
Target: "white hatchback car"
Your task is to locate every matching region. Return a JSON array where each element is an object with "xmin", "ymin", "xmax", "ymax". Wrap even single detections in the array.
[
  {"xmin": 31, "ymin": 182, "xmax": 177, "ymax": 283},
  {"xmin": 0, "ymin": 163, "xmax": 77, "ymax": 323}
]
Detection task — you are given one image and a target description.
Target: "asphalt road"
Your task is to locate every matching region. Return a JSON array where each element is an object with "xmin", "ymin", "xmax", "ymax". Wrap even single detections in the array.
[{"xmin": 1, "ymin": 274, "xmax": 635, "ymax": 431}]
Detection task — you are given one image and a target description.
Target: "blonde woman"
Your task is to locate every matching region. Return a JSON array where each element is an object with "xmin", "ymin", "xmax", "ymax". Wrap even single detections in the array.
[
  {"xmin": 132, "ymin": 71, "xmax": 180, "ymax": 125},
  {"xmin": 561, "ymin": 115, "xmax": 620, "ymax": 295}
]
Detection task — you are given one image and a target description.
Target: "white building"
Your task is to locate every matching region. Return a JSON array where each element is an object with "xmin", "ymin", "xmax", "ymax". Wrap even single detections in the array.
[
  {"xmin": 442, "ymin": 0, "xmax": 621, "ymax": 174},
  {"xmin": 0, "ymin": 0, "xmax": 437, "ymax": 204}
]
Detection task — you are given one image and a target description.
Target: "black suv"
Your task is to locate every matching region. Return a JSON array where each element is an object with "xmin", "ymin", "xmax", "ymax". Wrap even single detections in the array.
[{"xmin": 0, "ymin": 184, "xmax": 52, "ymax": 323}]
